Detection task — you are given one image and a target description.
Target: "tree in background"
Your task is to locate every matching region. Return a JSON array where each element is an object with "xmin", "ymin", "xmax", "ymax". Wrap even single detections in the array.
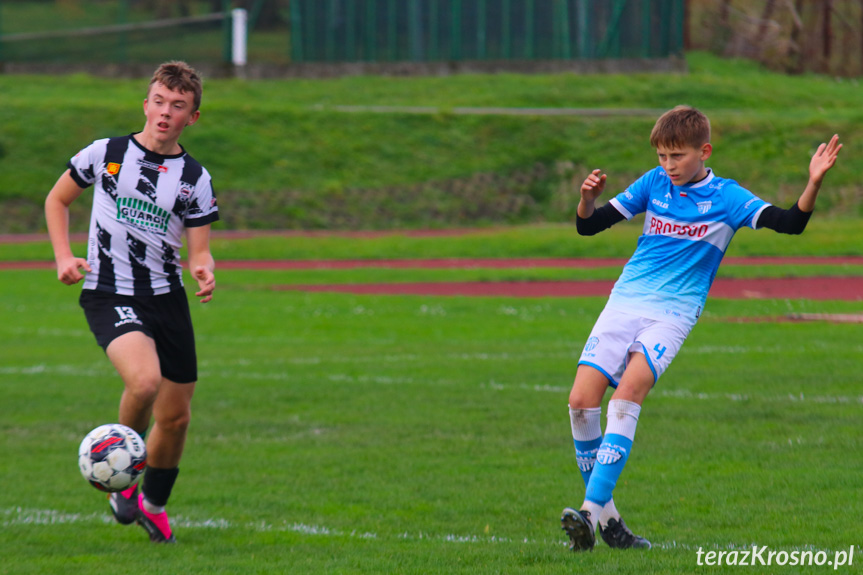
[{"xmin": 688, "ymin": 0, "xmax": 862, "ymax": 76}]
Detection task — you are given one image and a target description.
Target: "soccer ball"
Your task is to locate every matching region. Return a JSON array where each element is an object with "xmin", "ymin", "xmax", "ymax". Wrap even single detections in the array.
[{"xmin": 78, "ymin": 424, "xmax": 147, "ymax": 492}]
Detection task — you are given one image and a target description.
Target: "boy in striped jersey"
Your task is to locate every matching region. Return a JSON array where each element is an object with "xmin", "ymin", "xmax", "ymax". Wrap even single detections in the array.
[
  {"xmin": 561, "ymin": 106, "xmax": 841, "ymax": 551},
  {"xmin": 46, "ymin": 61, "xmax": 219, "ymax": 543}
]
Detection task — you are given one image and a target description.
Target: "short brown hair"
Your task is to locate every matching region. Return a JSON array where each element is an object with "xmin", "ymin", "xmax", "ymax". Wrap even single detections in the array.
[
  {"xmin": 148, "ymin": 61, "xmax": 203, "ymax": 112},
  {"xmin": 649, "ymin": 105, "xmax": 710, "ymax": 149}
]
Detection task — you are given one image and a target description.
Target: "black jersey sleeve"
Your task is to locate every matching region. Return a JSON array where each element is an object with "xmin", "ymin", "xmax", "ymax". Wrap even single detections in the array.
[
  {"xmin": 576, "ymin": 203, "xmax": 626, "ymax": 236},
  {"xmin": 755, "ymin": 203, "xmax": 812, "ymax": 235}
]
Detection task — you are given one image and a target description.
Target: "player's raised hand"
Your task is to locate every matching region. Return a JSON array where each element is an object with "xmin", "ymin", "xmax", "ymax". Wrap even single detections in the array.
[
  {"xmin": 193, "ymin": 265, "xmax": 216, "ymax": 303},
  {"xmin": 810, "ymin": 134, "xmax": 842, "ymax": 183},
  {"xmin": 56, "ymin": 256, "xmax": 91, "ymax": 285},
  {"xmin": 580, "ymin": 169, "xmax": 607, "ymax": 203}
]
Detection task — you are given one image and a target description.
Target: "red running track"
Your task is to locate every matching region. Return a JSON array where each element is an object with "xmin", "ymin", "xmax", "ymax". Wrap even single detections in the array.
[
  {"xmin": 7, "ymin": 258, "xmax": 863, "ymax": 300},
  {"xmin": 275, "ymin": 276, "xmax": 863, "ymax": 301}
]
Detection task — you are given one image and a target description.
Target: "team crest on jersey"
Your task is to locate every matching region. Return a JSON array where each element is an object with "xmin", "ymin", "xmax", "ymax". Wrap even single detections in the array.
[
  {"xmin": 106, "ymin": 162, "xmax": 121, "ymax": 175},
  {"xmin": 584, "ymin": 336, "xmax": 599, "ymax": 352},
  {"xmin": 697, "ymin": 201, "xmax": 713, "ymax": 214}
]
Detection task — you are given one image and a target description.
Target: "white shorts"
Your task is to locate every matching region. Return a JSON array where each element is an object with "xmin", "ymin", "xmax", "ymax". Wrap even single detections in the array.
[{"xmin": 578, "ymin": 306, "xmax": 691, "ymax": 387}]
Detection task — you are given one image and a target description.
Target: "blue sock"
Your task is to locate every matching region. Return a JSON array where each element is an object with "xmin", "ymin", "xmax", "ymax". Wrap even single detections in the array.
[
  {"xmin": 569, "ymin": 407, "xmax": 603, "ymax": 486},
  {"xmin": 584, "ymin": 399, "xmax": 641, "ymax": 507},
  {"xmin": 585, "ymin": 433, "xmax": 633, "ymax": 506},
  {"xmin": 574, "ymin": 437, "xmax": 602, "ymax": 486}
]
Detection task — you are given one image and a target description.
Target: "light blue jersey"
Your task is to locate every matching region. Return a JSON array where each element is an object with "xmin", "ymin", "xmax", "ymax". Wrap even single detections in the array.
[{"xmin": 607, "ymin": 167, "xmax": 769, "ymax": 329}]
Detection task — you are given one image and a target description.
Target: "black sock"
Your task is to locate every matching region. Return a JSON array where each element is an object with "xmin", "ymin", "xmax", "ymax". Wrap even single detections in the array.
[{"xmin": 142, "ymin": 466, "xmax": 180, "ymax": 507}]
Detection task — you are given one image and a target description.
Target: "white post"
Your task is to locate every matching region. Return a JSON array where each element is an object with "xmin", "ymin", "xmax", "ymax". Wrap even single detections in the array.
[{"xmin": 231, "ymin": 8, "xmax": 248, "ymax": 69}]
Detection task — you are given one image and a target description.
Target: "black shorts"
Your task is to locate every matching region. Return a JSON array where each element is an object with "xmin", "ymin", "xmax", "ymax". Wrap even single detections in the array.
[{"xmin": 79, "ymin": 288, "xmax": 198, "ymax": 384}]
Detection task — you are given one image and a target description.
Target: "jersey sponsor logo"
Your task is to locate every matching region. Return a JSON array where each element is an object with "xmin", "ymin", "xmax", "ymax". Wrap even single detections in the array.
[
  {"xmin": 652, "ymin": 198, "xmax": 669, "ymax": 209},
  {"xmin": 697, "ymin": 201, "xmax": 712, "ymax": 214},
  {"xmin": 117, "ymin": 197, "xmax": 171, "ymax": 234},
  {"xmin": 137, "ymin": 159, "xmax": 169, "ymax": 173},
  {"xmin": 643, "ymin": 211, "xmax": 735, "ymax": 251},
  {"xmin": 596, "ymin": 443, "xmax": 627, "ymax": 466},
  {"xmin": 647, "ymin": 215, "xmax": 709, "ymax": 239},
  {"xmin": 106, "ymin": 162, "xmax": 121, "ymax": 175}
]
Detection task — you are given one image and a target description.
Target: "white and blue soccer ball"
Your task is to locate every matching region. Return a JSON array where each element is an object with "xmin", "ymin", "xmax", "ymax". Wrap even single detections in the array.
[{"xmin": 78, "ymin": 424, "xmax": 147, "ymax": 492}]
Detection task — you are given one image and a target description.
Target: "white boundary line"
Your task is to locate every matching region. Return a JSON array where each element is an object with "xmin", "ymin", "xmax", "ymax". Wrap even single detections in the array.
[
  {"xmin": 5, "ymin": 364, "xmax": 863, "ymax": 405},
  {"xmin": 482, "ymin": 381, "xmax": 863, "ymax": 405},
  {"xmin": 3, "ymin": 506, "xmax": 858, "ymax": 555}
]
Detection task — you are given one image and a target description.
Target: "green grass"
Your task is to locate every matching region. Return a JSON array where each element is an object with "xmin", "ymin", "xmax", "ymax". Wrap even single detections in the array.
[
  {"xmin": 5, "ymin": 218, "xmax": 863, "ymax": 263},
  {"xmin": 2, "ymin": 51, "xmax": 862, "ymax": 232},
  {"xmin": 1, "ymin": 227, "xmax": 862, "ymax": 574},
  {"xmin": 3, "ymin": 48, "xmax": 863, "ymax": 572},
  {"xmin": 0, "ymin": 0, "xmax": 234, "ymax": 65}
]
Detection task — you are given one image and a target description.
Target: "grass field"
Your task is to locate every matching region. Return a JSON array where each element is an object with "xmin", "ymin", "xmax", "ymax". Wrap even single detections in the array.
[
  {"xmin": 1, "ymin": 227, "xmax": 861, "ymax": 574},
  {"xmin": 3, "ymin": 51, "xmax": 862, "ymax": 232}
]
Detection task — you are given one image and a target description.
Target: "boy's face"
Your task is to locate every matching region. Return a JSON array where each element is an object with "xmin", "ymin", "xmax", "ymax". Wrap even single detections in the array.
[
  {"xmin": 656, "ymin": 143, "xmax": 712, "ymax": 186},
  {"xmin": 142, "ymin": 82, "xmax": 200, "ymax": 147}
]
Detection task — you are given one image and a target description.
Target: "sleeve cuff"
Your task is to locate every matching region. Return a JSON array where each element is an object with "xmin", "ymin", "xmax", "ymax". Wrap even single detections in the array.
[
  {"xmin": 66, "ymin": 162, "xmax": 91, "ymax": 189},
  {"xmin": 185, "ymin": 212, "xmax": 220, "ymax": 228}
]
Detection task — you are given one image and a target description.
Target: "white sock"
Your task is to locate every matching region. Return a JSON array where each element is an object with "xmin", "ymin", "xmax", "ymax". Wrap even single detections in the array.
[
  {"xmin": 605, "ymin": 398, "xmax": 641, "ymax": 440},
  {"xmin": 581, "ymin": 501, "xmax": 602, "ymax": 530},
  {"xmin": 569, "ymin": 406, "xmax": 602, "ymax": 441},
  {"xmin": 600, "ymin": 499, "xmax": 620, "ymax": 527},
  {"xmin": 141, "ymin": 497, "xmax": 165, "ymax": 515}
]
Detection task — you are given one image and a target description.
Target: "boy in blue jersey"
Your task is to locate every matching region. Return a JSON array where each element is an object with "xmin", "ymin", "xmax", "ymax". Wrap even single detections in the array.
[{"xmin": 561, "ymin": 106, "xmax": 842, "ymax": 552}]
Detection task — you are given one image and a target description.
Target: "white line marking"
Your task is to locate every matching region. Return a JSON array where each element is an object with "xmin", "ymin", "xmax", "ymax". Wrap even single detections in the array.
[
  {"xmin": 3, "ymin": 507, "xmax": 858, "ymax": 555},
  {"xmin": 482, "ymin": 382, "xmax": 863, "ymax": 405}
]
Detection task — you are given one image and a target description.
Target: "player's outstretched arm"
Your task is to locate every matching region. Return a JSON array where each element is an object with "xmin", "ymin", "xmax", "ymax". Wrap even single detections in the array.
[
  {"xmin": 578, "ymin": 169, "xmax": 607, "ymax": 219},
  {"xmin": 798, "ymin": 134, "xmax": 842, "ymax": 212},
  {"xmin": 45, "ymin": 170, "xmax": 91, "ymax": 285}
]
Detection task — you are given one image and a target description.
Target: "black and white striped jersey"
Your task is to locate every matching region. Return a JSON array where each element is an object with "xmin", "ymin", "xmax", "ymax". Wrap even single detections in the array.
[{"xmin": 67, "ymin": 133, "xmax": 219, "ymax": 296}]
